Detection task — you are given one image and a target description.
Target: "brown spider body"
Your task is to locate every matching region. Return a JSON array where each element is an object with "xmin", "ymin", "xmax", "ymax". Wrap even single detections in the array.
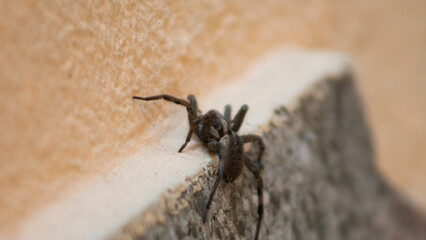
[
  {"xmin": 133, "ymin": 94, "xmax": 265, "ymax": 240},
  {"xmin": 219, "ymin": 133, "xmax": 244, "ymax": 183}
]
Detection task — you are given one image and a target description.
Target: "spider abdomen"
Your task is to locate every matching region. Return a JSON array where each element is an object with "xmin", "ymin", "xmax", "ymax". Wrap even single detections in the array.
[
  {"xmin": 223, "ymin": 161, "xmax": 243, "ymax": 183},
  {"xmin": 220, "ymin": 134, "xmax": 244, "ymax": 183}
]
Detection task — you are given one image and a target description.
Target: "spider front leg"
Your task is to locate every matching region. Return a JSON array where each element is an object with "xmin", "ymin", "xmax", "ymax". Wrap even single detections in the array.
[
  {"xmin": 178, "ymin": 94, "xmax": 203, "ymax": 152},
  {"xmin": 132, "ymin": 94, "xmax": 198, "ymax": 152},
  {"xmin": 244, "ymin": 154, "xmax": 264, "ymax": 240},
  {"xmin": 133, "ymin": 94, "xmax": 190, "ymax": 109},
  {"xmin": 241, "ymin": 134, "xmax": 265, "ymax": 164},
  {"xmin": 188, "ymin": 94, "xmax": 202, "ymax": 114},
  {"xmin": 178, "ymin": 125, "xmax": 195, "ymax": 153}
]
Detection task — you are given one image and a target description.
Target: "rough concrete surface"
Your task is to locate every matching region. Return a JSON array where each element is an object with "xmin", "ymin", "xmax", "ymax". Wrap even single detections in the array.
[{"xmin": 111, "ymin": 66, "xmax": 426, "ymax": 240}]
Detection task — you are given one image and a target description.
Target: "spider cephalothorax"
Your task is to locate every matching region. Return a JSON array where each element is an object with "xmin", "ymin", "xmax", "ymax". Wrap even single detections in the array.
[{"xmin": 133, "ymin": 94, "xmax": 265, "ymax": 240}]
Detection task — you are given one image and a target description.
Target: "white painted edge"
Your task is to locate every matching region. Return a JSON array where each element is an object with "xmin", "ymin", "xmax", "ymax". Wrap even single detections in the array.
[{"xmin": 13, "ymin": 48, "xmax": 350, "ymax": 240}]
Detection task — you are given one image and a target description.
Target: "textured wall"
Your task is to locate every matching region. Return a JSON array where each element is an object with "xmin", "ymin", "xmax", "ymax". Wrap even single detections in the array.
[
  {"xmin": 0, "ymin": 0, "xmax": 336, "ymax": 231},
  {"xmin": 0, "ymin": 0, "xmax": 425, "ymax": 233}
]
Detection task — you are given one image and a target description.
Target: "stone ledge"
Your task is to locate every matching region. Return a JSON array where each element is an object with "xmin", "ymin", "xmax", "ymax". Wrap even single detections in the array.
[{"xmin": 11, "ymin": 49, "xmax": 425, "ymax": 240}]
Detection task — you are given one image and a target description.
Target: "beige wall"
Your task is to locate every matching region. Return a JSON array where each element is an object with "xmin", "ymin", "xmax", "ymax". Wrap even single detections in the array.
[{"xmin": 0, "ymin": 0, "xmax": 425, "ymax": 231}]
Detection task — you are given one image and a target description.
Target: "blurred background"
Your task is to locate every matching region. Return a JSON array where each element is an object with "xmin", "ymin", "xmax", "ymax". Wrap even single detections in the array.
[
  {"xmin": 0, "ymin": 0, "xmax": 425, "ymax": 234},
  {"xmin": 329, "ymin": 0, "xmax": 426, "ymax": 211}
]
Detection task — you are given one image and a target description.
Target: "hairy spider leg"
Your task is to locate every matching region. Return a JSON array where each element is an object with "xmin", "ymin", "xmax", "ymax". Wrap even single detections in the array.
[
  {"xmin": 187, "ymin": 94, "xmax": 201, "ymax": 114},
  {"xmin": 132, "ymin": 94, "xmax": 197, "ymax": 152},
  {"xmin": 203, "ymin": 159, "xmax": 224, "ymax": 223},
  {"xmin": 231, "ymin": 104, "xmax": 248, "ymax": 132},
  {"xmin": 224, "ymin": 105, "xmax": 232, "ymax": 124},
  {"xmin": 243, "ymin": 154, "xmax": 264, "ymax": 240},
  {"xmin": 178, "ymin": 126, "xmax": 194, "ymax": 153},
  {"xmin": 132, "ymin": 94, "xmax": 195, "ymax": 118},
  {"xmin": 241, "ymin": 134, "xmax": 265, "ymax": 164},
  {"xmin": 178, "ymin": 95, "xmax": 201, "ymax": 152}
]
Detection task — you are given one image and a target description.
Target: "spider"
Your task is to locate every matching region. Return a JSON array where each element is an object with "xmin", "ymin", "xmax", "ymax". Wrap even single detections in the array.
[{"xmin": 133, "ymin": 94, "xmax": 265, "ymax": 240}]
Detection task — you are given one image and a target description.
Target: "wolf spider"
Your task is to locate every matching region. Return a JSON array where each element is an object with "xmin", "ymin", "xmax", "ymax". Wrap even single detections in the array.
[{"xmin": 133, "ymin": 94, "xmax": 265, "ymax": 240}]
